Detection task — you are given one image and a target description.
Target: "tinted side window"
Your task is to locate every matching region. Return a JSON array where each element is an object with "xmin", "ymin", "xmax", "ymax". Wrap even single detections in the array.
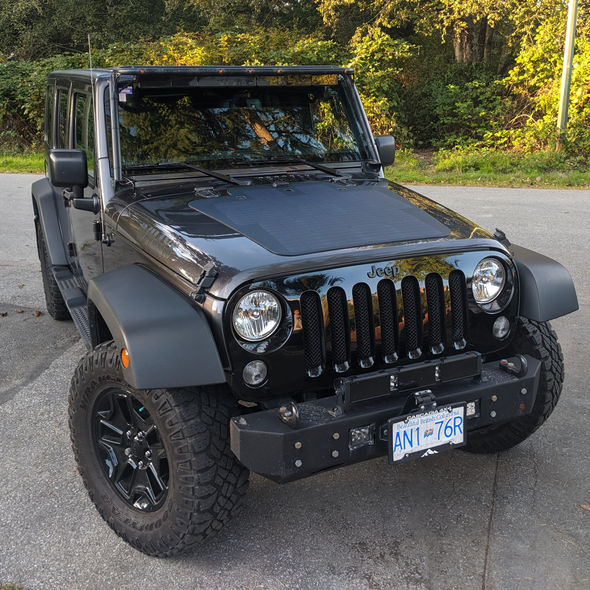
[
  {"xmin": 58, "ymin": 90, "xmax": 69, "ymax": 148},
  {"xmin": 45, "ymin": 87, "xmax": 55, "ymax": 147},
  {"xmin": 75, "ymin": 93, "xmax": 95, "ymax": 185}
]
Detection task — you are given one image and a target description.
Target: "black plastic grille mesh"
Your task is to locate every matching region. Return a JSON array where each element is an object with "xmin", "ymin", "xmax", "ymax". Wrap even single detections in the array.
[
  {"xmin": 425, "ymin": 273, "xmax": 444, "ymax": 349},
  {"xmin": 377, "ymin": 279, "xmax": 397, "ymax": 359},
  {"xmin": 299, "ymin": 268, "xmax": 469, "ymax": 374},
  {"xmin": 300, "ymin": 291, "xmax": 323, "ymax": 370},
  {"xmin": 327, "ymin": 287, "xmax": 349, "ymax": 365},
  {"xmin": 401, "ymin": 277, "xmax": 421, "ymax": 352},
  {"xmin": 352, "ymin": 283, "xmax": 373, "ymax": 360},
  {"xmin": 449, "ymin": 270, "xmax": 467, "ymax": 342}
]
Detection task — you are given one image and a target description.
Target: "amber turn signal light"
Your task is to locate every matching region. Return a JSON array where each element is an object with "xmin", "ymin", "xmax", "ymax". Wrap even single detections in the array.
[{"xmin": 121, "ymin": 348, "xmax": 130, "ymax": 369}]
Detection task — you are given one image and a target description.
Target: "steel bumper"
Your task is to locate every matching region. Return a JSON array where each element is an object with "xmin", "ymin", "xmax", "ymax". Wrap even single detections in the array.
[{"xmin": 230, "ymin": 355, "xmax": 541, "ymax": 483}]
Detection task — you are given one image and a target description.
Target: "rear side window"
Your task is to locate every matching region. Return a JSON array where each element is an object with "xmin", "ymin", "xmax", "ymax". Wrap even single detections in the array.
[
  {"xmin": 75, "ymin": 93, "xmax": 96, "ymax": 186},
  {"xmin": 45, "ymin": 87, "xmax": 55, "ymax": 147},
  {"xmin": 58, "ymin": 89, "xmax": 69, "ymax": 148}
]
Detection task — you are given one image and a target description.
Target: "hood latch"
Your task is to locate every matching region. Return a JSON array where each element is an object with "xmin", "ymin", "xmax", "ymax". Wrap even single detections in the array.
[{"xmin": 190, "ymin": 262, "xmax": 218, "ymax": 303}]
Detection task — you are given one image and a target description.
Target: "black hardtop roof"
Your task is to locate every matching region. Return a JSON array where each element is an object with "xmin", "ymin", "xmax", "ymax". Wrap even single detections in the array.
[{"xmin": 48, "ymin": 65, "xmax": 354, "ymax": 82}]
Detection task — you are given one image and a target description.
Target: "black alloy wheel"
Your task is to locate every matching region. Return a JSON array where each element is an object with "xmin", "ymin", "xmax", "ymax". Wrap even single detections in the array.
[{"xmin": 93, "ymin": 388, "xmax": 169, "ymax": 511}]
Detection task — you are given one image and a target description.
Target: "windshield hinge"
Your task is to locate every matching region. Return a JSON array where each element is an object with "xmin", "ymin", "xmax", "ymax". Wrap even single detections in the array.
[{"xmin": 190, "ymin": 263, "xmax": 218, "ymax": 303}]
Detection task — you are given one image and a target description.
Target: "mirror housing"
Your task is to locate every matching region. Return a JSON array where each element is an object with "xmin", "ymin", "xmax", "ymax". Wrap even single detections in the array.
[
  {"xmin": 48, "ymin": 149, "xmax": 88, "ymax": 188},
  {"xmin": 374, "ymin": 135, "xmax": 396, "ymax": 167}
]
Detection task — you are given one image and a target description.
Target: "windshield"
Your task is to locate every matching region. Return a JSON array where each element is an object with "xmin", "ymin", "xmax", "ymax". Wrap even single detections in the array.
[{"xmin": 114, "ymin": 76, "xmax": 371, "ymax": 171}]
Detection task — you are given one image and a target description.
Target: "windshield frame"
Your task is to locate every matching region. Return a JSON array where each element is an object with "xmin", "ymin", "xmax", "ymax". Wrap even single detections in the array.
[{"xmin": 109, "ymin": 70, "xmax": 379, "ymax": 181}]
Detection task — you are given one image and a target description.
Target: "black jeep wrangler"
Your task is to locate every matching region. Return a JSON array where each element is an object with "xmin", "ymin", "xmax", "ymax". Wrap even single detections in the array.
[{"xmin": 33, "ymin": 65, "xmax": 578, "ymax": 557}]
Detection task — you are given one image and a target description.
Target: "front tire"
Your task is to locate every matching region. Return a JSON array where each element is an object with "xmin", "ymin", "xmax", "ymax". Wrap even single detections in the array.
[
  {"xmin": 464, "ymin": 318, "xmax": 564, "ymax": 454},
  {"xmin": 68, "ymin": 342, "xmax": 249, "ymax": 557}
]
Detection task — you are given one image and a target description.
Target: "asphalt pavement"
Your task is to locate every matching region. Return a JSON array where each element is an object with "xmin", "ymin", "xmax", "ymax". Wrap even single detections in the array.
[{"xmin": 0, "ymin": 175, "xmax": 589, "ymax": 590}]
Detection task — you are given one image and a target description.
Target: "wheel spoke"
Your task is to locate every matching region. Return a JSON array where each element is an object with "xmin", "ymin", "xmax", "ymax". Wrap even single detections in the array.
[
  {"xmin": 114, "ymin": 459, "xmax": 136, "ymax": 497},
  {"xmin": 97, "ymin": 440, "xmax": 119, "ymax": 479},
  {"xmin": 148, "ymin": 462, "xmax": 168, "ymax": 495}
]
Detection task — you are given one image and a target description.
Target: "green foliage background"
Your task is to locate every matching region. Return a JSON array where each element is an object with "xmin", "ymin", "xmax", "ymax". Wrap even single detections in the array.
[{"xmin": 0, "ymin": 0, "xmax": 589, "ymax": 157}]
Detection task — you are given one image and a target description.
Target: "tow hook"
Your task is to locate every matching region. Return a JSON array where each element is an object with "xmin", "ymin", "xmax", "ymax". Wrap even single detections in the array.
[
  {"xmin": 499, "ymin": 355, "xmax": 528, "ymax": 378},
  {"xmin": 278, "ymin": 401, "xmax": 300, "ymax": 430}
]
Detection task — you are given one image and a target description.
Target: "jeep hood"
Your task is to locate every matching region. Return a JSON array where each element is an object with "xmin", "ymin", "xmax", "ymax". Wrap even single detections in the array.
[{"xmin": 111, "ymin": 180, "xmax": 497, "ymax": 299}]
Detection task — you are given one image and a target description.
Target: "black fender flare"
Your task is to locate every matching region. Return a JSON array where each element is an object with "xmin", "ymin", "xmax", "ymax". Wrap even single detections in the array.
[
  {"xmin": 511, "ymin": 244, "xmax": 578, "ymax": 322},
  {"xmin": 87, "ymin": 264, "xmax": 226, "ymax": 389},
  {"xmin": 32, "ymin": 177, "xmax": 68, "ymax": 266}
]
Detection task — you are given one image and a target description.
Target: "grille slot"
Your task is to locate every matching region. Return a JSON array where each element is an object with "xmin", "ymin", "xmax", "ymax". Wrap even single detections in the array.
[
  {"xmin": 352, "ymin": 283, "xmax": 374, "ymax": 367},
  {"xmin": 402, "ymin": 276, "xmax": 422, "ymax": 358},
  {"xmin": 377, "ymin": 279, "xmax": 398, "ymax": 363},
  {"xmin": 327, "ymin": 287, "xmax": 350, "ymax": 372},
  {"xmin": 449, "ymin": 270, "xmax": 468, "ymax": 348},
  {"xmin": 299, "ymin": 268, "xmax": 469, "ymax": 375},
  {"xmin": 300, "ymin": 291, "xmax": 324, "ymax": 376},
  {"xmin": 425, "ymin": 273, "xmax": 445, "ymax": 354}
]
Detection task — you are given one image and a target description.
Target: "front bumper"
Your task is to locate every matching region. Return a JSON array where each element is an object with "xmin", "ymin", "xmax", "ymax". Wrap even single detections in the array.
[{"xmin": 230, "ymin": 355, "xmax": 541, "ymax": 483}]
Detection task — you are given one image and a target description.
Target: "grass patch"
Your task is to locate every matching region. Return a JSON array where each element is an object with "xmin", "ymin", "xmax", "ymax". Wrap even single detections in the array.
[
  {"xmin": 0, "ymin": 585, "xmax": 27, "ymax": 590},
  {"xmin": 0, "ymin": 151, "xmax": 44, "ymax": 174},
  {"xmin": 387, "ymin": 149, "xmax": 590, "ymax": 188}
]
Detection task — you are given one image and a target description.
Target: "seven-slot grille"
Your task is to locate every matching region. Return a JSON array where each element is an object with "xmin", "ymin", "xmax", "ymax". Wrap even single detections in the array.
[{"xmin": 300, "ymin": 270, "xmax": 468, "ymax": 377}]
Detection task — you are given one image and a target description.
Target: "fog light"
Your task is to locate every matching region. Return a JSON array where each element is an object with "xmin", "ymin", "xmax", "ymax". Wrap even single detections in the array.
[
  {"xmin": 466, "ymin": 401, "xmax": 478, "ymax": 417},
  {"xmin": 349, "ymin": 425, "xmax": 374, "ymax": 450},
  {"xmin": 243, "ymin": 361, "xmax": 267, "ymax": 386},
  {"xmin": 493, "ymin": 316, "xmax": 510, "ymax": 340}
]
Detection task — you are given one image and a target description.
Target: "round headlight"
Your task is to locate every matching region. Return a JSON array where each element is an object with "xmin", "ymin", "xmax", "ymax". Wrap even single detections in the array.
[
  {"xmin": 472, "ymin": 258, "xmax": 506, "ymax": 304},
  {"xmin": 233, "ymin": 291, "xmax": 282, "ymax": 342}
]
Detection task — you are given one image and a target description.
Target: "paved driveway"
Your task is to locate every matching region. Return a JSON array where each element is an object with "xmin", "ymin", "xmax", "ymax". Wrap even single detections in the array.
[{"xmin": 1, "ymin": 176, "xmax": 589, "ymax": 590}]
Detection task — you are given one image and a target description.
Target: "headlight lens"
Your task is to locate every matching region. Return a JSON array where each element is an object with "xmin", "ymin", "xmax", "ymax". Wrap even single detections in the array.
[
  {"xmin": 472, "ymin": 258, "xmax": 506, "ymax": 303},
  {"xmin": 233, "ymin": 291, "xmax": 282, "ymax": 341}
]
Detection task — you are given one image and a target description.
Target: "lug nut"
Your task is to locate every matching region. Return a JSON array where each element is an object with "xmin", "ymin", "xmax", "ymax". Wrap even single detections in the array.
[
  {"xmin": 332, "ymin": 451, "xmax": 339, "ymax": 458},
  {"xmin": 490, "ymin": 411, "xmax": 497, "ymax": 418},
  {"xmin": 294, "ymin": 442, "xmax": 302, "ymax": 450},
  {"xmin": 521, "ymin": 388, "xmax": 527, "ymax": 395},
  {"xmin": 491, "ymin": 395, "xmax": 497, "ymax": 402},
  {"xmin": 295, "ymin": 460, "xmax": 302, "ymax": 468},
  {"xmin": 124, "ymin": 447, "xmax": 132, "ymax": 456},
  {"xmin": 138, "ymin": 461, "xmax": 144, "ymax": 468},
  {"xmin": 333, "ymin": 433, "xmax": 340, "ymax": 440},
  {"xmin": 145, "ymin": 450, "xmax": 152, "ymax": 458},
  {"xmin": 126, "ymin": 430, "xmax": 133, "ymax": 438}
]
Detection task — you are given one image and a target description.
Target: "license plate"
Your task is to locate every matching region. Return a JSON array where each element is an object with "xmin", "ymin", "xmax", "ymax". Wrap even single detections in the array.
[{"xmin": 388, "ymin": 404, "xmax": 466, "ymax": 463}]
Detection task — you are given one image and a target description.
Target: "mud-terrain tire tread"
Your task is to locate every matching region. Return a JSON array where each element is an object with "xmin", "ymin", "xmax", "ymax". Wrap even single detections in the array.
[
  {"xmin": 36, "ymin": 221, "xmax": 71, "ymax": 320},
  {"xmin": 68, "ymin": 341, "xmax": 249, "ymax": 557},
  {"xmin": 463, "ymin": 318, "xmax": 564, "ymax": 454}
]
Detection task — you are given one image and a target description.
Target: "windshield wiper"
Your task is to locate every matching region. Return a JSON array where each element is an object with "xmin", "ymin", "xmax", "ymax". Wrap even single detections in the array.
[
  {"xmin": 244, "ymin": 155, "xmax": 348, "ymax": 177},
  {"xmin": 123, "ymin": 162, "xmax": 246, "ymax": 186}
]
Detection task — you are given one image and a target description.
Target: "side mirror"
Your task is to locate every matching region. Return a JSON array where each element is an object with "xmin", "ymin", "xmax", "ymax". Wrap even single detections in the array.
[
  {"xmin": 48, "ymin": 149, "xmax": 88, "ymax": 188},
  {"xmin": 374, "ymin": 135, "xmax": 395, "ymax": 167}
]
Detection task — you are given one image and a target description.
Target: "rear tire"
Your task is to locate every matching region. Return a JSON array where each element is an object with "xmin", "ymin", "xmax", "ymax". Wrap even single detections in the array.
[
  {"xmin": 463, "ymin": 318, "xmax": 564, "ymax": 454},
  {"xmin": 36, "ymin": 221, "xmax": 70, "ymax": 320},
  {"xmin": 68, "ymin": 341, "xmax": 250, "ymax": 557}
]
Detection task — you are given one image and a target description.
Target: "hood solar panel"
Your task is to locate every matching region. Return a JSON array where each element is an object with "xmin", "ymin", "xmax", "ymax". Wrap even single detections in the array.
[{"xmin": 189, "ymin": 182, "xmax": 449, "ymax": 256}]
